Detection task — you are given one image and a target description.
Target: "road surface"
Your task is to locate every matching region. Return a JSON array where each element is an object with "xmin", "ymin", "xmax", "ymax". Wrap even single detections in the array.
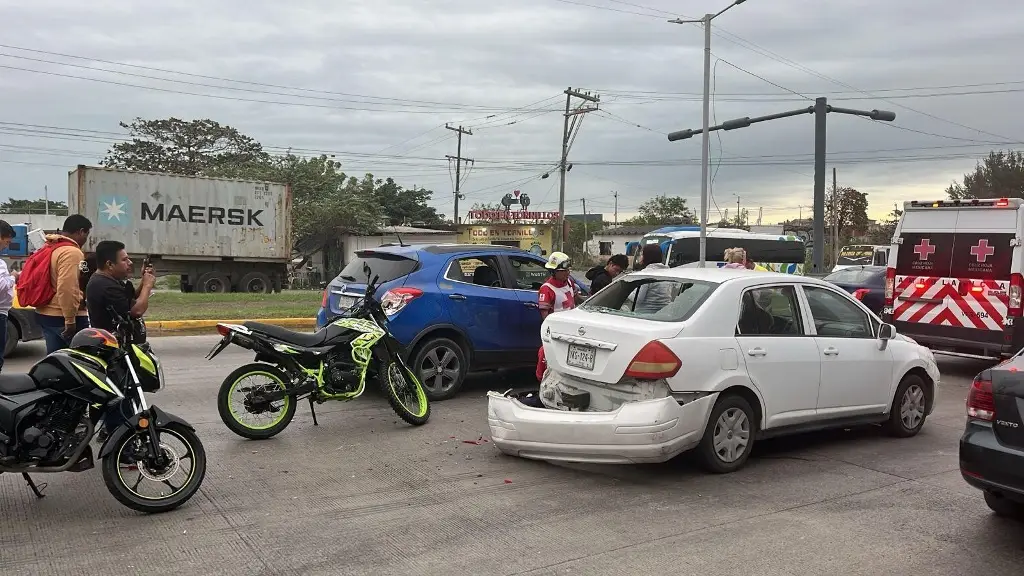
[{"xmin": 1, "ymin": 337, "xmax": 1022, "ymax": 576}]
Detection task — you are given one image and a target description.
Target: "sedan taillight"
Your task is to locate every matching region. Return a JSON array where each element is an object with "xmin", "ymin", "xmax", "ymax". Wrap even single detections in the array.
[
  {"xmin": 966, "ymin": 377, "xmax": 995, "ymax": 421},
  {"xmin": 625, "ymin": 341, "xmax": 681, "ymax": 380}
]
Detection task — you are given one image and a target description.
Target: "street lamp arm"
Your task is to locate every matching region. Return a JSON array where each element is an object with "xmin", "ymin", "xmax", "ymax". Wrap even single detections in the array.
[
  {"xmin": 829, "ymin": 106, "xmax": 897, "ymax": 121},
  {"xmin": 667, "ymin": 105, "xmax": 814, "ymax": 141}
]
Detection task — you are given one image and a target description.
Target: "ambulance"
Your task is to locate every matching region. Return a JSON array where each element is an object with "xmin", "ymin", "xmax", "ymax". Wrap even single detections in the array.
[{"xmin": 883, "ymin": 197, "xmax": 1023, "ymax": 359}]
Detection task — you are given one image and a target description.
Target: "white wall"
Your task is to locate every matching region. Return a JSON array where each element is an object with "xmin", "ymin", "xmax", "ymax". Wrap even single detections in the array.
[
  {"xmin": 341, "ymin": 233, "xmax": 458, "ymax": 265},
  {"xmin": 587, "ymin": 233, "xmax": 645, "ymax": 257}
]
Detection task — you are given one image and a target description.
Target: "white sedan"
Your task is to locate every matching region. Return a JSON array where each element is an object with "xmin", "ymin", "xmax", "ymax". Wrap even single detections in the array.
[{"xmin": 486, "ymin": 267, "xmax": 940, "ymax": 473}]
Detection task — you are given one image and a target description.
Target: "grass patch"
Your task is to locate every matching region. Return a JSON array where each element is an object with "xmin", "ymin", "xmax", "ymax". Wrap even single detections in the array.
[{"xmin": 146, "ymin": 290, "xmax": 323, "ymax": 321}]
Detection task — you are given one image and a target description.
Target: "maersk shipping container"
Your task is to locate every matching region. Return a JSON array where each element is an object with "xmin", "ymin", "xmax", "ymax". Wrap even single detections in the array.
[{"xmin": 68, "ymin": 166, "xmax": 293, "ymax": 293}]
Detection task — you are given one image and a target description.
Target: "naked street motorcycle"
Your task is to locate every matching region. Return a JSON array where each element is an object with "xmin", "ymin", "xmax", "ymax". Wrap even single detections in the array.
[
  {"xmin": 0, "ymin": 315, "xmax": 206, "ymax": 513},
  {"xmin": 208, "ymin": 265, "xmax": 430, "ymax": 439}
]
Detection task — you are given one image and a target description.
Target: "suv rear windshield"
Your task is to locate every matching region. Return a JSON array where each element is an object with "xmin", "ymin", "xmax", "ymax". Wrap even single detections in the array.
[
  {"xmin": 581, "ymin": 277, "xmax": 717, "ymax": 322},
  {"xmin": 336, "ymin": 252, "xmax": 418, "ymax": 284}
]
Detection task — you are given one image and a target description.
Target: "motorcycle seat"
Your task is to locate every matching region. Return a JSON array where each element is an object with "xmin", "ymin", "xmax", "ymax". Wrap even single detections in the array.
[
  {"xmin": 0, "ymin": 373, "xmax": 37, "ymax": 394},
  {"xmin": 243, "ymin": 322, "xmax": 328, "ymax": 348}
]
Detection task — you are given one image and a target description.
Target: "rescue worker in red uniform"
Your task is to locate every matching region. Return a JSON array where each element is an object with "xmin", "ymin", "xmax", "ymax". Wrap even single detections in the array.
[{"xmin": 535, "ymin": 252, "xmax": 584, "ymax": 381}]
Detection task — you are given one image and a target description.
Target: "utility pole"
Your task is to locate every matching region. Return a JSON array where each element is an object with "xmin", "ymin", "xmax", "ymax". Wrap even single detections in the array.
[
  {"xmin": 445, "ymin": 124, "xmax": 473, "ymax": 225},
  {"xmin": 581, "ymin": 198, "xmax": 589, "ymax": 255},
  {"xmin": 613, "ymin": 191, "xmax": 618, "ymax": 226},
  {"xmin": 832, "ymin": 166, "xmax": 839, "ymax": 265},
  {"xmin": 558, "ymin": 87, "xmax": 600, "ymax": 251},
  {"xmin": 735, "ymin": 195, "xmax": 741, "ymax": 226}
]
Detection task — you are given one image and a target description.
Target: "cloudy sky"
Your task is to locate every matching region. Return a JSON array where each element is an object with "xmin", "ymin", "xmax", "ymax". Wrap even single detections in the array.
[{"xmin": 0, "ymin": 0, "xmax": 1020, "ymax": 224}]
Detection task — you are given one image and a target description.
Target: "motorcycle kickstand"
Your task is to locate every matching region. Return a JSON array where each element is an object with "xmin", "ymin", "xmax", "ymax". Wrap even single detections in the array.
[
  {"xmin": 22, "ymin": 473, "xmax": 46, "ymax": 498},
  {"xmin": 308, "ymin": 398, "xmax": 319, "ymax": 426}
]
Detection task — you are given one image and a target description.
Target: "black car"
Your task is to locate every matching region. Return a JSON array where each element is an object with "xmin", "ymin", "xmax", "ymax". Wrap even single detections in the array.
[
  {"xmin": 960, "ymin": 358, "xmax": 1024, "ymax": 518},
  {"xmin": 822, "ymin": 265, "xmax": 885, "ymax": 315}
]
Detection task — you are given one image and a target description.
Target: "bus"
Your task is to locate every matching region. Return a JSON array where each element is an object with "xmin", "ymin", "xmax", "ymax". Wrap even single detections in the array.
[
  {"xmin": 631, "ymin": 227, "xmax": 807, "ymax": 274},
  {"xmin": 832, "ymin": 244, "xmax": 889, "ymax": 271}
]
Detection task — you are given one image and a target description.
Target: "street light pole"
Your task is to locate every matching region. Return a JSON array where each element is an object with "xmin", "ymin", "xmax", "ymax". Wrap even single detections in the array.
[
  {"xmin": 667, "ymin": 101, "xmax": 896, "ymax": 273},
  {"xmin": 669, "ymin": 0, "xmax": 747, "ymax": 268}
]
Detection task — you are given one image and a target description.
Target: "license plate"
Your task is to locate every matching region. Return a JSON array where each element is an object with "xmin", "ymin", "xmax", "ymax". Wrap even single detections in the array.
[
  {"xmin": 566, "ymin": 344, "xmax": 597, "ymax": 370},
  {"xmin": 337, "ymin": 296, "xmax": 357, "ymax": 310}
]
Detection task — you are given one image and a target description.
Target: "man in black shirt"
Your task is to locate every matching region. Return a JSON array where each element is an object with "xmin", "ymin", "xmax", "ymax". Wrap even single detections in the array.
[{"xmin": 86, "ymin": 240, "xmax": 155, "ymax": 336}]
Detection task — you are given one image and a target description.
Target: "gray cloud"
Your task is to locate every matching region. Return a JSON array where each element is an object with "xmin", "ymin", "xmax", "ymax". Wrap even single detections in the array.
[{"xmin": 0, "ymin": 0, "xmax": 1021, "ymax": 224}]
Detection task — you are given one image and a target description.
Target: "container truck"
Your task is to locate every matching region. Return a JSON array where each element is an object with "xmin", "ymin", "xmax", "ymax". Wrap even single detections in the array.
[{"xmin": 68, "ymin": 165, "xmax": 292, "ymax": 293}]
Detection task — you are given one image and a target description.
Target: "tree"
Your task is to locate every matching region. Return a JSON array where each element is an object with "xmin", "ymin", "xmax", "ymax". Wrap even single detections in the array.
[
  {"xmin": 0, "ymin": 198, "xmax": 69, "ymax": 214},
  {"xmin": 372, "ymin": 178, "xmax": 445, "ymax": 226},
  {"xmin": 947, "ymin": 150, "xmax": 1024, "ymax": 200},
  {"xmin": 868, "ymin": 207, "xmax": 902, "ymax": 245},
  {"xmin": 826, "ymin": 186, "xmax": 869, "ymax": 262},
  {"xmin": 625, "ymin": 196, "xmax": 696, "ymax": 225},
  {"xmin": 103, "ymin": 117, "xmax": 269, "ymax": 175}
]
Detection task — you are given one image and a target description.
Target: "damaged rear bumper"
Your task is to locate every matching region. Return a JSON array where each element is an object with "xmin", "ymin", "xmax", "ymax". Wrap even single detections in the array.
[{"xmin": 486, "ymin": 390, "xmax": 717, "ymax": 464}]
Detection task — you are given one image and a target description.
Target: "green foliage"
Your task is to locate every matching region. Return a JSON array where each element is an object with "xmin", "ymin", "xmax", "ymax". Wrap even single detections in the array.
[
  {"xmin": 211, "ymin": 153, "xmax": 380, "ymax": 246},
  {"xmin": 868, "ymin": 207, "xmax": 902, "ymax": 245},
  {"xmin": 625, "ymin": 196, "xmax": 696, "ymax": 225},
  {"xmin": 0, "ymin": 198, "xmax": 69, "ymax": 214},
  {"xmin": 946, "ymin": 150, "xmax": 1024, "ymax": 199},
  {"xmin": 103, "ymin": 117, "xmax": 268, "ymax": 175},
  {"xmin": 372, "ymin": 177, "xmax": 445, "ymax": 226}
]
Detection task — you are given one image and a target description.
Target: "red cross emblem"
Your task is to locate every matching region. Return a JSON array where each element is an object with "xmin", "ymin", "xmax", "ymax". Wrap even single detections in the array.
[
  {"xmin": 970, "ymin": 239, "xmax": 995, "ymax": 263},
  {"xmin": 913, "ymin": 239, "xmax": 936, "ymax": 260}
]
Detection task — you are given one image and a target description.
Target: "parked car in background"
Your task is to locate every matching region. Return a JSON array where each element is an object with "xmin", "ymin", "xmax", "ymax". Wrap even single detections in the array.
[
  {"xmin": 316, "ymin": 244, "xmax": 584, "ymax": 400},
  {"xmin": 823, "ymin": 265, "xmax": 886, "ymax": 315},
  {"xmin": 488, "ymin": 268, "xmax": 939, "ymax": 472},
  {"xmin": 960, "ymin": 358, "xmax": 1024, "ymax": 519}
]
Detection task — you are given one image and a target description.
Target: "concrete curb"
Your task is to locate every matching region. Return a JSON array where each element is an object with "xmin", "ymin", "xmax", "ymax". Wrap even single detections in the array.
[{"xmin": 147, "ymin": 317, "xmax": 315, "ymax": 333}]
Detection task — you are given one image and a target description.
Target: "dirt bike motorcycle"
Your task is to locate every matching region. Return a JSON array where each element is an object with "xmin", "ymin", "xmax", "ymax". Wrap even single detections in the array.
[
  {"xmin": 208, "ymin": 265, "xmax": 430, "ymax": 439},
  {"xmin": 0, "ymin": 313, "xmax": 206, "ymax": 513}
]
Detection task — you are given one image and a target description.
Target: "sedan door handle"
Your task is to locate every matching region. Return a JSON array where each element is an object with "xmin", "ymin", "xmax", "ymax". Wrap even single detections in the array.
[
  {"xmin": 747, "ymin": 348, "xmax": 767, "ymax": 357},
  {"xmin": 523, "ymin": 302, "xmax": 539, "ymax": 308},
  {"xmin": 823, "ymin": 347, "xmax": 839, "ymax": 356},
  {"xmin": 448, "ymin": 294, "xmax": 467, "ymax": 301}
]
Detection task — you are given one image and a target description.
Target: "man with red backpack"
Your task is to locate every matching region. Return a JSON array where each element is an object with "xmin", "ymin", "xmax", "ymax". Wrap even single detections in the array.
[{"xmin": 17, "ymin": 215, "xmax": 92, "ymax": 353}]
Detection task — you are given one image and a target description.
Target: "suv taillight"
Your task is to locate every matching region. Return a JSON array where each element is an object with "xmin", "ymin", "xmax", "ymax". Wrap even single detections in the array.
[
  {"xmin": 625, "ymin": 341, "xmax": 681, "ymax": 379},
  {"xmin": 967, "ymin": 377, "xmax": 995, "ymax": 421},
  {"xmin": 884, "ymin": 267, "xmax": 896, "ymax": 307},
  {"xmin": 321, "ymin": 290, "xmax": 328, "ymax": 308},
  {"xmin": 1010, "ymin": 273, "xmax": 1023, "ymax": 317},
  {"xmin": 853, "ymin": 288, "xmax": 870, "ymax": 301},
  {"xmin": 381, "ymin": 287, "xmax": 423, "ymax": 316}
]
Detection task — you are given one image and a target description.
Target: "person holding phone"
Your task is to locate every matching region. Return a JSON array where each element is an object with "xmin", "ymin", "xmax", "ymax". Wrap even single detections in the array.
[{"xmin": 85, "ymin": 241, "xmax": 155, "ymax": 340}]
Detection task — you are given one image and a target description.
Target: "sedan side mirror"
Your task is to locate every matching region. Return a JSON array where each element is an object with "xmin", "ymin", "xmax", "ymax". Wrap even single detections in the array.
[{"xmin": 878, "ymin": 323, "xmax": 896, "ymax": 350}]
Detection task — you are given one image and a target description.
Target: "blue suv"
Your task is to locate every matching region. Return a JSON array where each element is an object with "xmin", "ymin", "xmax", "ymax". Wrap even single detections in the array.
[{"xmin": 316, "ymin": 244, "xmax": 582, "ymax": 400}]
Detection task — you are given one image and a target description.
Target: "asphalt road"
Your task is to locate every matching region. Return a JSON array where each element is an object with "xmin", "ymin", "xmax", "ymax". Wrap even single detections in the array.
[{"xmin": 2, "ymin": 337, "xmax": 1023, "ymax": 576}]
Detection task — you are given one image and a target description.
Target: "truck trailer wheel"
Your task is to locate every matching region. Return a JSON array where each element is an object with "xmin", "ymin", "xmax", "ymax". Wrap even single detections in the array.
[
  {"xmin": 196, "ymin": 272, "xmax": 231, "ymax": 293},
  {"xmin": 238, "ymin": 272, "xmax": 272, "ymax": 294}
]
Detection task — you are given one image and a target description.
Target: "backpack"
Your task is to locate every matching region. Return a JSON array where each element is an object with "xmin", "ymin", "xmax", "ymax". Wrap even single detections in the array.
[{"xmin": 16, "ymin": 239, "xmax": 78, "ymax": 308}]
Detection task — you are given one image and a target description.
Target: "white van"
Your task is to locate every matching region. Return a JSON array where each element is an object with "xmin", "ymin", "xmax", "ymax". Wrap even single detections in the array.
[
  {"xmin": 833, "ymin": 244, "xmax": 889, "ymax": 271},
  {"xmin": 882, "ymin": 197, "xmax": 1022, "ymax": 359}
]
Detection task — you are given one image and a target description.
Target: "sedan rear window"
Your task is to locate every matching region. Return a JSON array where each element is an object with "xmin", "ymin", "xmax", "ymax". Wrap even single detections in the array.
[
  {"xmin": 580, "ymin": 277, "xmax": 717, "ymax": 322},
  {"xmin": 337, "ymin": 252, "xmax": 418, "ymax": 283},
  {"xmin": 824, "ymin": 267, "xmax": 884, "ymax": 284}
]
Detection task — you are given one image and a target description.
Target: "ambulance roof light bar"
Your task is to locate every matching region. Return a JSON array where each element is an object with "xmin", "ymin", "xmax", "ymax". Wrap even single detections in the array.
[{"xmin": 905, "ymin": 198, "xmax": 1019, "ymax": 209}]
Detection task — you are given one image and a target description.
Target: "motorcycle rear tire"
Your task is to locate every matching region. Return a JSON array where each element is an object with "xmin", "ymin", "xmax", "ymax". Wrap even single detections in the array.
[
  {"xmin": 101, "ymin": 422, "xmax": 207, "ymax": 514},
  {"xmin": 380, "ymin": 359, "xmax": 431, "ymax": 426},
  {"xmin": 218, "ymin": 363, "xmax": 297, "ymax": 440}
]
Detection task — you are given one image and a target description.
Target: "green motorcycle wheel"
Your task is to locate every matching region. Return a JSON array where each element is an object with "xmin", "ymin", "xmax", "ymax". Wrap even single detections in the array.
[
  {"xmin": 217, "ymin": 363, "xmax": 297, "ymax": 440},
  {"xmin": 381, "ymin": 359, "xmax": 430, "ymax": 426}
]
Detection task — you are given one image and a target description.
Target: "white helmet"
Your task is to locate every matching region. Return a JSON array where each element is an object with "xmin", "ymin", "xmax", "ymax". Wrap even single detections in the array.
[{"xmin": 545, "ymin": 251, "xmax": 571, "ymax": 270}]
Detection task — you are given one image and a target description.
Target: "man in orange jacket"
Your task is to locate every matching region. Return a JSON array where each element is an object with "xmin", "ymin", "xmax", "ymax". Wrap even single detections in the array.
[{"xmin": 35, "ymin": 215, "xmax": 92, "ymax": 353}]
